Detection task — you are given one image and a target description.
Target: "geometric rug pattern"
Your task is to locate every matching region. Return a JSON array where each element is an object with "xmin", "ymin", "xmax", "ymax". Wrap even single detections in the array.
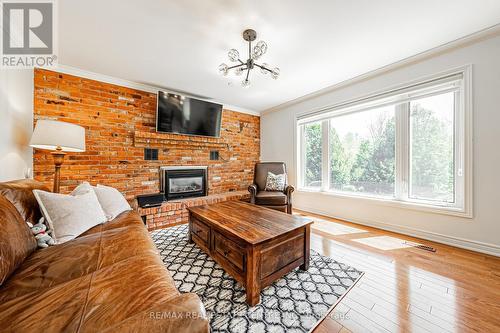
[{"xmin": 151, "ymin": 224, "xmax": 363, "ymax": 333}]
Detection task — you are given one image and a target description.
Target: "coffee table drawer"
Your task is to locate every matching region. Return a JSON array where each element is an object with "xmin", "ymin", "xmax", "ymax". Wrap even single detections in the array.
[
  {"xmin": 260, "ymin": 233, "xmax": 304, "ymax": 279},
  {"xmin": 191, "ymin": 217, "xmax": 209, "ymax": 244},
  {"xmin": 214, "ymin": 232, "xmax": 245, "ymax": 272}
]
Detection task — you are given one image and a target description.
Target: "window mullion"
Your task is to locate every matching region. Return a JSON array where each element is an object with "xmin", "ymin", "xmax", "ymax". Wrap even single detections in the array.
[
  {"xmin": 299, "ymin": 125, "xmax": 305, "ymax": 188},
  {"xmin": 395, "ymin": 103, "xmax": 409, "ymax": 200},
  {"xmin": 454, "ymin": 90, "xmax": 464, "ymax": 208},
  {"xmin": 321, "ymin": 120, "xmax": 329, "ymax": 191}
]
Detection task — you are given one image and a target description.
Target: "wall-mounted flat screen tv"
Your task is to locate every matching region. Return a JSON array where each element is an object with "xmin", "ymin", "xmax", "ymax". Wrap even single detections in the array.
[{"xmin": 156, "ymin": 91, "xmax": 222, "ymax": 137}]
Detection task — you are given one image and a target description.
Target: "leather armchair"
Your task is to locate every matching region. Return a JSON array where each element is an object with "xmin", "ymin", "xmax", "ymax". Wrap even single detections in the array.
[{"xmin": 248, "ymin": 162, "xmax": 294, "ymax": 214}]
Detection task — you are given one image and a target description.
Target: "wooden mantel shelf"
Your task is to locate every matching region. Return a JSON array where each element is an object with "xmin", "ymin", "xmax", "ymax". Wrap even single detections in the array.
[{"xmin": 133, "ymin": 130, "xmax": 229, "ymax": 149}]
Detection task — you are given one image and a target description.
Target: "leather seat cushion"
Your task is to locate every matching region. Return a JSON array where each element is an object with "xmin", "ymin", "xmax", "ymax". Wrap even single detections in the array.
[
  {"xmin": 101, "ymin": 293, "xmax": 210, "ymax": 333},
  {"xmin": 0, "ymin": 254, "xmax": 180, "ymax": 332},
  {"xmin": 0, "ymin": 195, "xmax": 37, "ymax": 286},
  {"xmin": 260, "ymin": 204, "xmax": 288, "ymax": 213},
  {"xmin": 255, "ymin": 191, "xmax": 287, "ymax": 205},
  {"xmin": 0, "ymin": 218, "xmax": 158, "ymax": 303},
  {"xmin": 0, "ymin": 179, "xmax": 49, "ymax": 225}
]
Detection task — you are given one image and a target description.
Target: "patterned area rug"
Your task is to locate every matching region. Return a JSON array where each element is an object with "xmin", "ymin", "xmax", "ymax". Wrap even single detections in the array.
[{"xmin": 151, "ymin": 224, "xmax": 362, "ymax": 333}]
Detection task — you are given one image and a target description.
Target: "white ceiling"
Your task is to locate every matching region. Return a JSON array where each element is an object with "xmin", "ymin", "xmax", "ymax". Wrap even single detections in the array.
[{"xmin": 59, "ymin": 0, "xmax": 500, "ymax": 113}]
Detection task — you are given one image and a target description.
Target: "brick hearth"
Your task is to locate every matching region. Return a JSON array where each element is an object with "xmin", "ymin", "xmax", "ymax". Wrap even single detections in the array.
[{"xmin": 138, "ymin": 191, "xmax": 249, "ymax": 230}]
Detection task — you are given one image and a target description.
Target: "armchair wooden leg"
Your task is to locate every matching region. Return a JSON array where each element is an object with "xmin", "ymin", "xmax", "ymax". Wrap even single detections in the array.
[{"xmin": 287, "ymin": 204, "xmax": 292, "ymax": 214}]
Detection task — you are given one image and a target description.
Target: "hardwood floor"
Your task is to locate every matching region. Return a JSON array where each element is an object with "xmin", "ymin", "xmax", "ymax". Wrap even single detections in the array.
[{"xmin": 293, "ymin": 210, "xmax": 500, "ymax": 333}]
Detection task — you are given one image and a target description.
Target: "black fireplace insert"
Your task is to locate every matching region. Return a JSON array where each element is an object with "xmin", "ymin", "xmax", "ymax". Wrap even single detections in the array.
[{"xmin": 160, "ymin": 167, "xmax": 207, "ymax": 200}]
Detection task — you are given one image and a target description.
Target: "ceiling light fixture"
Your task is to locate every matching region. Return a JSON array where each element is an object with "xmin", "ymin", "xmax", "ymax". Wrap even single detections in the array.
[{"xmin": 218, "ymin": 29, "xmax": 280, "ymax": 88}]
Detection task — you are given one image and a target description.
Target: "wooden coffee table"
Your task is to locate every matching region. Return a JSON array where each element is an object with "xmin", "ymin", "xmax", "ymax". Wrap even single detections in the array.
[{"xmin": 187, "ymin": 201, "xmax": 313, "ymax": 306}]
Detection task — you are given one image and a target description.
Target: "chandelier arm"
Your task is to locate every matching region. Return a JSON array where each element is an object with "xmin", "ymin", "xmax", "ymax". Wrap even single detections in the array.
[
  {"xmin": 227, "ymin": 63, "xmax": 245, "ymax": 70},
  {"xmin": 254, "ymin": 63, "xmax": 273, "ymax": 73},
  {"xmin": 245, "ymin": 67, "xmax": 250, "ymax": 82},
  {"xmin": 238, "ymin": 59, "xmax": 245, "ymax": 65}
]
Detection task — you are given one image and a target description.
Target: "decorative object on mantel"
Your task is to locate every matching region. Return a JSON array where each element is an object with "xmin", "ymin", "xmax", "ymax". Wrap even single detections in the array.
[
  {"xmin": 218, "ymin": 28, "xmax": 280, "ymax": 87},
  {"xmin": 29, "ymin": 120, "xmax": 86, "ymax": 193}
]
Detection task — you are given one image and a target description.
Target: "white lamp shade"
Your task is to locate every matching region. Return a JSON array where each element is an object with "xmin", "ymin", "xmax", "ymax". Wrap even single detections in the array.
[{"xmin": 29, "ymin": 120, "xmax": 86, "ymax": 152}]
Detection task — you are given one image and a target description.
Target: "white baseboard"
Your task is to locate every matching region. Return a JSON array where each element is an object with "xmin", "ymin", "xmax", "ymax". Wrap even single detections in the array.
[{"xmin": 296, "ymin": 205, "xmax": 500, "ymax": 257}]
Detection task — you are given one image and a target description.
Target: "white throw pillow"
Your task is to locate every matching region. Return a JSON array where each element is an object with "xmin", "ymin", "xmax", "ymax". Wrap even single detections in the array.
[
  {"xmin": 265, "ymin": 172, "xmax": 286, "ymax": 191},
  {"xmin": 72, "ymin": 182, "xmax": 132, "ymax": 220},
  {"xmin": 32, "ymin": 189, "xmax": 107, "ymax": 244},
  {"xmin": 95, "ymin": 184, "xmax": 132, "ymax": 220}
]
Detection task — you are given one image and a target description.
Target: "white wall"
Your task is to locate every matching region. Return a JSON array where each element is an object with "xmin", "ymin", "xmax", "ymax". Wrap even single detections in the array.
[
  {"xmin": 0, "ymin": 69, "xmax": 34, "ymax": 181},
  {"xmin": 261, "ymin": 33, "xmax": 500, "ymax": 256}
]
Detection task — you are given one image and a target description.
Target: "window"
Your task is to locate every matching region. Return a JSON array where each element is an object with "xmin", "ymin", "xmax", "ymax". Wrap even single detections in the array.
[
  {"xmin": 329, "ymin": 105, "xmax": 395, "ymax": 197},
  {"xmin": 300, "ymin": 121, "xmax": 323, "ymax": 188},
  {"xmin": 409, "ymin": 93, "xmax": 455, "ymax": 203},
  {"xmin": 297, "ymin": 68, "xmax": 471, "ymax": 216}
]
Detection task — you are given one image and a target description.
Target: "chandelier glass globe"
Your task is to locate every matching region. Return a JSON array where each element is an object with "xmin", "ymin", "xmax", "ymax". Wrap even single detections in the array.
[
  {"xmin": 271, "ymin": 67, "xmax": 280, "ymax": 79},
  {"xmin": 218, "ymin": 63, "xmax": 229, "ymax": 76},
  {"xmin": 228, "ymin": 49, "xmax": 239, "ymax": 62},
  {"xmin": 235, "ymin": 67, "xmax": 244, "ymax": 76},
  {"xmin": 252, "ymin": 46, "xmax": 262, "ymax": 60},
  {"xmin": 241, "ymin": 79, "xmax": 251, "ymax": 88},
  {"xmin": 256, "ymin": 41, "xmax": 267, "ymax": 54}
]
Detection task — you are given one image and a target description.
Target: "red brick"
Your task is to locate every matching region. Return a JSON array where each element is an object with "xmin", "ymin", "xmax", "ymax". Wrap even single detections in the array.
[{"xmin": 33, "ymin": 69, "xmax": 259, "ymax": 229}]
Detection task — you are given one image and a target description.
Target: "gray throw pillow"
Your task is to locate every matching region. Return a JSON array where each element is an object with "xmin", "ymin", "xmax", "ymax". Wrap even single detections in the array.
[{"xmin": 265, "ymin": 172, "xmax": 286, "ymax": 191}]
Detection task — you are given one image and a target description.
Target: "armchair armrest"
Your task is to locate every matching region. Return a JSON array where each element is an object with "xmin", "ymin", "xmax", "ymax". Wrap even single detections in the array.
[
  {"xmin": 284, "ymin": 185, "xmax": 294, "ymax": 214},
  {"xmin": 248, "ymin": 184, "xmax": 257, "ymax": 204},
  {"xmin": 284, "ymin": 185, "xmax": 295, "ymax": 201}
]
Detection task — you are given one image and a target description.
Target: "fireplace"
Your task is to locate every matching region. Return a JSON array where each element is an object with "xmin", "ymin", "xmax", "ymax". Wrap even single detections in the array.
[{"xmin": 160, "ymin": 166, "xmax": 208, "ymax": 200}]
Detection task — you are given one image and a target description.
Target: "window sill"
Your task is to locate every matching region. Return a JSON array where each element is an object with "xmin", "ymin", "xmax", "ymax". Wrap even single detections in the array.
[{"xmin": 296, "ymin": 188, "xmax": 472, "ymax": 218}]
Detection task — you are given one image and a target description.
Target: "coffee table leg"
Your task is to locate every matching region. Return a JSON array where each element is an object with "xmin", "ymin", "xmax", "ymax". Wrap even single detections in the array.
[
  {"xmin": 246, "ymin": 247, "xmax": 261, "ymax": 306},
  {"xmin": 187, "ymin": 218, "xmax": 193, "ymax": 243},
  {"xmin": 300, "ymin": 225, "xmax": 310, "ymax": 271}
]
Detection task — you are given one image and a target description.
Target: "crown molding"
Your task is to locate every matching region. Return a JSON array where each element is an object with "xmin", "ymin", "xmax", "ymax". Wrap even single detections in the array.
[
  {"xmin": 261, "ymin": 23, "xmax": 500, "ymax": 115},
  {"xmin": 43, "ymin": 64, "xmax": 260, "ymax": 117}
]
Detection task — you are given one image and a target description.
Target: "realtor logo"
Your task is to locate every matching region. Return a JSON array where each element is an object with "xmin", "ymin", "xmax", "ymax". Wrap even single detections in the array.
[{"xmin": 1, "ymin": 0, "xmax": 57, "ymax": 68}]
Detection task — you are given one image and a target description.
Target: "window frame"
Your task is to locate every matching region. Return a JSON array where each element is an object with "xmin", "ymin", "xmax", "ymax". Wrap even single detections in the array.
[{"xmin": 295, "ymin": 66, "xmax": 473, "ymax": 218}]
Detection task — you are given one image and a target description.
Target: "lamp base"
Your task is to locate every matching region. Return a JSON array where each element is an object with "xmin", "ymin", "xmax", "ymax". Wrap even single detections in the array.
[{"xmin": 51, "ymin": 148, "xmax": 66, "ymax": 193}]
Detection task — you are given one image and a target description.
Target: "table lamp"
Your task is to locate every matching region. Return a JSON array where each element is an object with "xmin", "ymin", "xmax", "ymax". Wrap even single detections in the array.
[{"xmin": 29, "ymin": 120, "xmax": 86, "ymax": 193}]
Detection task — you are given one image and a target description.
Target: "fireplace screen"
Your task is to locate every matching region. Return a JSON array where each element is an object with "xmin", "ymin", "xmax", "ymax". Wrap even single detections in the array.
[
  {"xmin": 160, "ymin": 167, "xmax": 207, "ymax": 200},
  {"xmin": 169, "ymin": 177, "xmax": 203, "ymax": 194}
]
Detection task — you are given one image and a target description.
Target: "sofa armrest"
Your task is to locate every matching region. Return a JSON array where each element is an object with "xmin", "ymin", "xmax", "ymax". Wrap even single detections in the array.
[
  {"xmin": 102, "ymin": 293, "xmax": 209, "ymax": 333},
  {"xmin": 248, "ymin": 184, "xmax": 257, "ymax": 204}
]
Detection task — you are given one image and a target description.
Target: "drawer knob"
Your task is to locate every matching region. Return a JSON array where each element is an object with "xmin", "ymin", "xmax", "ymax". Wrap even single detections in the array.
[{"xmin": 223, "ymin": 250, "xmax": 231, "ymax": 256}]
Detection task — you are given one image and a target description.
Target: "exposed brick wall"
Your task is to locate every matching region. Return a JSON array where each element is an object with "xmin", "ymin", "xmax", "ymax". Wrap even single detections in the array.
[{"xmin": 33, "ymin": 68, "xmax": 260, "ymax": 200}]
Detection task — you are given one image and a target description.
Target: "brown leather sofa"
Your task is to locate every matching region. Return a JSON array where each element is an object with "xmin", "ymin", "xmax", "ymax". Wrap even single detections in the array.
[
  {"xmin": 0, "ymin": 179, "xmax": 209, "ymax": 333},
  {"xmin": 248, "ymin": 162, "xmax": 294, "ymax": 214}
]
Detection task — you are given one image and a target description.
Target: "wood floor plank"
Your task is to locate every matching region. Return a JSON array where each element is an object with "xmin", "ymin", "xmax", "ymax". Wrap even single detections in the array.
[
  {"xmin": 331, "ymin": 303, "xmax": 371, "ymax": 333},
  {"xmin": 303, "ymin": 209, "xmax": 500, "ymax": 333},
  {"xmin": 341, "ymin": 297, "xmax": 402, "ymax": 332}
]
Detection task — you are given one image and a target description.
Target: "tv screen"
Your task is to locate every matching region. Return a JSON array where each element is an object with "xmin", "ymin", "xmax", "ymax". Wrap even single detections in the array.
[{"xmin": 156, "ymin": 91, "xmax": 222, "ymax": 137}]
